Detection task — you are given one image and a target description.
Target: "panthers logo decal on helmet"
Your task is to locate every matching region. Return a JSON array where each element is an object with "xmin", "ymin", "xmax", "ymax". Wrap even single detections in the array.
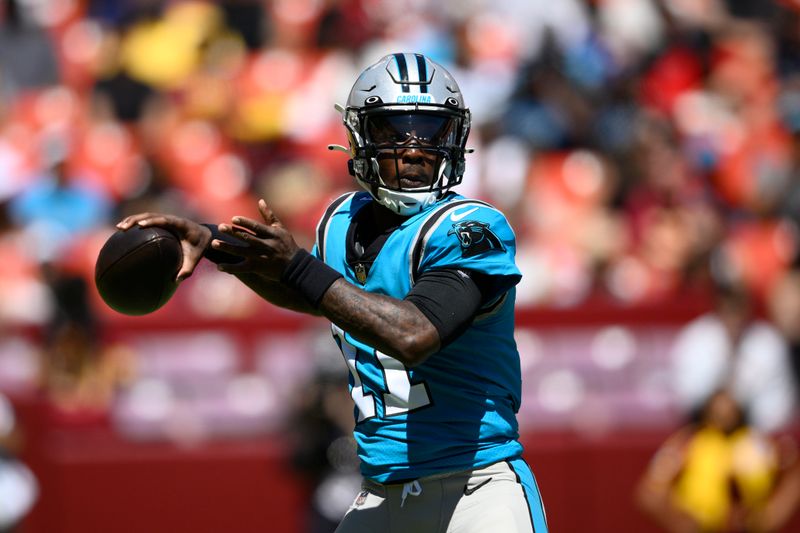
[{"xmin": 448, "ymin": 221, "xmax": 505, "ymax": 258}]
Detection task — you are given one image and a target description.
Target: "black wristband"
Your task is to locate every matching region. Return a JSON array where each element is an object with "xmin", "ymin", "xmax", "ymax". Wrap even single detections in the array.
[
  {"xmin": 281, "ymin": 249, "xmax": 343, "ymax": 307},
  {"xmin": 201, "ymin": 223, "xmax": 245, "ymax": 265}
]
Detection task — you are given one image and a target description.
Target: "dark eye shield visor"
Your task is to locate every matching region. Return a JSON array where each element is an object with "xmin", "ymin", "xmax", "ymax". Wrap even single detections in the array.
[{"xmin": 366, "ymin": 113, "xmax": 456, "ymax": 146}]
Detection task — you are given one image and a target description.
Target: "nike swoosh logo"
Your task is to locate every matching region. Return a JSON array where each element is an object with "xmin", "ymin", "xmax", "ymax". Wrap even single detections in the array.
[
  {"xmin": 450, "ymin": 206, "xmax": 479, "ymax": 222},
  {"xmin": 463, "ymin": 477, "xmax": 492, "ymax": 496}
]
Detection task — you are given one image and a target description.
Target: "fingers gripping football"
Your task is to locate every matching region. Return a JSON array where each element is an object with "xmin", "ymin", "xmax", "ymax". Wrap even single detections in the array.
[{"xmin": 116, "ymin": 213, "xmax": 212, "ymax": 281}]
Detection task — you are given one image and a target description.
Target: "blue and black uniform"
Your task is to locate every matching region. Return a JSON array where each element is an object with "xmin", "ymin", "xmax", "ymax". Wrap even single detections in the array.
[{"xmin": 313, "ymin": 191, "xmax": 547, "ymax": 532}]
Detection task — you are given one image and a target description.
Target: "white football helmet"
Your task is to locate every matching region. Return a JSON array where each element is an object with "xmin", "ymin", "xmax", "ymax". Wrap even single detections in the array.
[{"xmin": 330, "ymin": 53, "xmax": 472, "ymax": 216}]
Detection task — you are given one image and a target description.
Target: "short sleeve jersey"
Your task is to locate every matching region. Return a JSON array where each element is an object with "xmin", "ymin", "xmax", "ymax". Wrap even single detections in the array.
[{"xmin": 312, "ymin": 191, "xmax": 524, "ymax": 483}]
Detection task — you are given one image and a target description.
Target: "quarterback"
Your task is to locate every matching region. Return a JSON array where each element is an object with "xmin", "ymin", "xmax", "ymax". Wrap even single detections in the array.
[{"xmin": 118, "ymin": 53, "xmax": 548, "ymax": 532}]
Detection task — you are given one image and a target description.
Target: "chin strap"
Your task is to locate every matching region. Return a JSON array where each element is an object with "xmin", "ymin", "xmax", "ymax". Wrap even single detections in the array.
[
  {"xmin": 328, "ymin": 103, "xmax": 352, "ymax": 154},
  {"xmin": 327, "ymin": 144, "xmax": 350, "ymax": 154},
  {"xmin": 375, "ymin": 186, "xmax": 439, "ymax": 216}
]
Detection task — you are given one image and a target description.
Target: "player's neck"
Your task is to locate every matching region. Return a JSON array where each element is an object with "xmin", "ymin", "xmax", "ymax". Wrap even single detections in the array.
[{"xmin": 370, "ymin": 201, "xmax": 410, "ymax": 228}]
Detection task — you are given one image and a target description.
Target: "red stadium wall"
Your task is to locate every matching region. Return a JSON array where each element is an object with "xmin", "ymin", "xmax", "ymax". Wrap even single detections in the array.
[
  {"xmin": 16, "ymin": 422, "xmax": 668, "ymax": 533},
  {"xmin": 17, "ymin": 429, "xmax": 800, "ymax": 532},
  {"xmin": 10, "ymin": 300, "xmax": 800, "ymax": 533}
]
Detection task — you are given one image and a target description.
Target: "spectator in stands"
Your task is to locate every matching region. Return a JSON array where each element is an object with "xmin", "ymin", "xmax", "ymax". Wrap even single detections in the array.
[
  {"xmin": 40, "ymin": 266, "xmax": 135, "ymax": 424},
  {"xmin": 636, "ymin": 389, "xmax": 800, "ymax": 532},
  {"xmin": 0, "ymin": 392, "xmax": 37, "ymax": 533},
  {"xmin": 287, "ymin": 346, "xmax": 360, "ymax": 533},
  {"xmin": 775, "ymin": 96, "xmax": 800, "ymax": 229},
  {"xmin": 768, "ymin": 268, "xmax": 800, "ymax": 405},
  {"xmin": 8, "ymin": 137, "xmax": 111, "ymax": 264},
  {"xmin": 0, "ymin": 0, "xmax": 59, "ymax": 99},
  {"xmin": 669, "ymin": 278, "xmax": 797, "ymax": 433}
]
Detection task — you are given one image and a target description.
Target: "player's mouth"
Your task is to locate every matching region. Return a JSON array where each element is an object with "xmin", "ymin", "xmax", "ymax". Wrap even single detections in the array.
[{"xmin": 399, "ymin": 170, "xmax": 432, "ymax": 189}]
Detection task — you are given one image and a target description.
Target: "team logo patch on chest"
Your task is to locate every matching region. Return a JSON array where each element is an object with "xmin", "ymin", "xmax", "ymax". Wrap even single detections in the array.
[
  {"xmin": 448, "ymin": 221, "xmax": 505, "ymax": 258},
  {"xmin": 354, "ymin": 263, "xmax": 369, "ymax": 284}
]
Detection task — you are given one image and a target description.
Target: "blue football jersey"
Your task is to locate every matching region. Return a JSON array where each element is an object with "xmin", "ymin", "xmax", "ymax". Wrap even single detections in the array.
[{"xmin": 312, "ymin": 191, "xmax": 524, "ymax": 482}]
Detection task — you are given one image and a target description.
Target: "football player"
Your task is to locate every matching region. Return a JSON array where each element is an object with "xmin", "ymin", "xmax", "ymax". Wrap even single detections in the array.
[{"xmin": 117, "ymin": 53, "xmax": 548, "ymax": 533}]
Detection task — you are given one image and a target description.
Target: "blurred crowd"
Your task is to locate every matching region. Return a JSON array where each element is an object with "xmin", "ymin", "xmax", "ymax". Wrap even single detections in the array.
[
  {"xmin": 1, "ymin": 0, "xmax": 800, "ymax": 326},
  {"xmin": 4, "ymin": 1, "xmax": 800, "ymax": 531}
]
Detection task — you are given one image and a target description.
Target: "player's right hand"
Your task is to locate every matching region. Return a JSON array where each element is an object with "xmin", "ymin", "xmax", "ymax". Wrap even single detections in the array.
[
  {"xmin": 212, "ymin": 199, "xmax": 300, "ymax": 282},
  {"xmin": 116, "ymin": 213, "xmax": 212, "ymax": 282}
]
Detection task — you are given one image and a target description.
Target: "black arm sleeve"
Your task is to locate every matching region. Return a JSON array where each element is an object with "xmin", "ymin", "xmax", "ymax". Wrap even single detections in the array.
[
  {"xmin": 201, "ymin": 223, "xmax": 245, "ymax": 265},
  {"xmin": 404, "ymin": 269, "xmax": 490, "ymax": 348}
]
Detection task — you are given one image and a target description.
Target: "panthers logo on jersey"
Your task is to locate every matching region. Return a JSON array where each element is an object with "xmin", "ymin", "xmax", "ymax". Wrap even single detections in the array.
[{"xmin": 448, "ymin": 220, "xmax": 505, "ymax": 258}]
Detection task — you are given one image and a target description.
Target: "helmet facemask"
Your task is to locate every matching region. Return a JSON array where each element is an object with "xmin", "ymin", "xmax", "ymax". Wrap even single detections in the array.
[
  {"xmin": 344, "ymin": 104, "xmax": 470, "ymax": 215},
  {"xmin": 330, "ymin": 53, "xmax": 472, "ymax": 216}
]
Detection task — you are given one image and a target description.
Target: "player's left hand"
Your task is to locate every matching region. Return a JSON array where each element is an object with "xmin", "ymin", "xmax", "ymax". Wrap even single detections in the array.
[
  {"xmin": 116, "ymin": 212, "xmax": 212, "ymax": 282},
  {"xmin": 213, "ymin": 199, "xmax": 300, "ymax": 281}
]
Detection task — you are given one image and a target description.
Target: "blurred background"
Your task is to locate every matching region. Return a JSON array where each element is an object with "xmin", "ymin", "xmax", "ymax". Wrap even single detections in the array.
[{"xmin": 2, "ymin": 0, "xmax": 800, "ymax": 531}]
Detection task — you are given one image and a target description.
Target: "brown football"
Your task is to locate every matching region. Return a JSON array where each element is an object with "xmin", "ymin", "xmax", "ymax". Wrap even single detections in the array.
[{"xmin": 95, "ymin": 226, "xmax": 182, "ymax": 315}]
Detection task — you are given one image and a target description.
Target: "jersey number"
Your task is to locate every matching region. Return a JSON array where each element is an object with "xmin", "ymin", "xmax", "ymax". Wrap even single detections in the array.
[{"xmin": 332, "ymin": 325, "xmax": 431, "ymax": 422}]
